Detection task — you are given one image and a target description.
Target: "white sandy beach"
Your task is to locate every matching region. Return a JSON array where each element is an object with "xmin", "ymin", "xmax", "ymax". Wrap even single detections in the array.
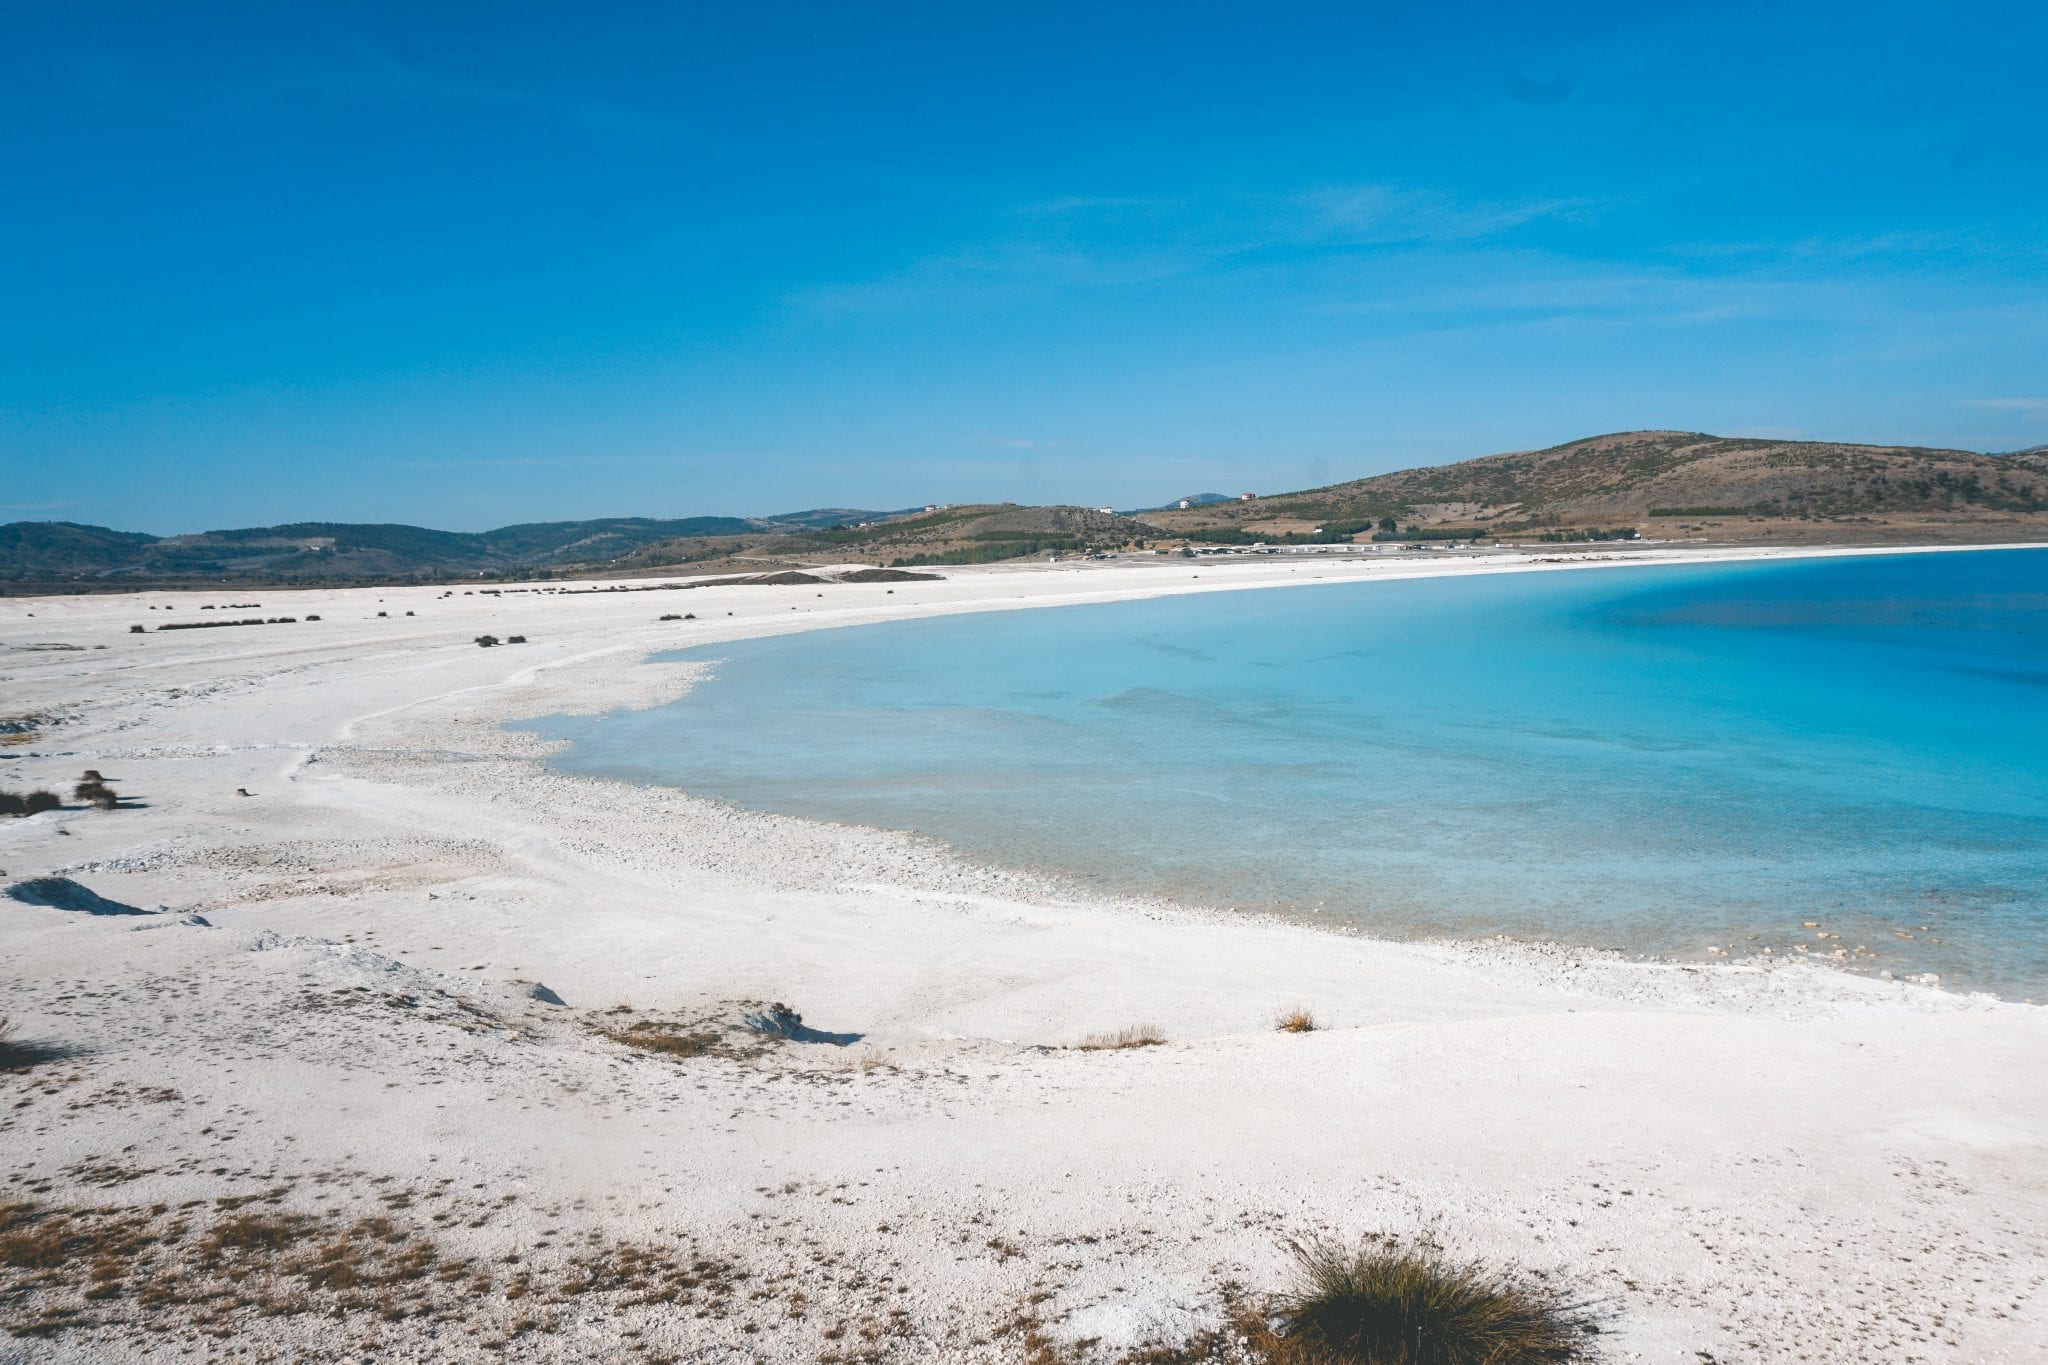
[{"xmin": 3, "ymin": 544, "xmax": 2045, "ymax": 1363}]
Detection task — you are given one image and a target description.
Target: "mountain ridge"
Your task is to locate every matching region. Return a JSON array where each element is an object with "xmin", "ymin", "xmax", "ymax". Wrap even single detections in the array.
[
  {"xmin": 9, "ymin": 431, "xmax": 2046, "ymax": 584},
  {"xmin": 1143, "ymin": 430, "xmax": 2048, "ymax": 537}
]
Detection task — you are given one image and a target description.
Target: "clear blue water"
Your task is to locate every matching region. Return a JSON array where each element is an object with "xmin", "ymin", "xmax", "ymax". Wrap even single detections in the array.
[{"xmin": 529, "ymin": 550, "xmax": 2048, "ymax": 997}]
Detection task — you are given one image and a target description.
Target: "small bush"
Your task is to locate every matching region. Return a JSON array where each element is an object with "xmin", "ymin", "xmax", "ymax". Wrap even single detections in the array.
[
  {"xmin": 22, "ymin": 790, "xmax": 60, "ymax": 816},
  {"xmin": 0, "ymin": 1017, "xmax": 59, "ymax": 1074},
  {"xmin": 90, "ymin": 788, "xmax": 119, "ymax": 811},
  {"xmin": 659, "ymin": 613, "xmax": 682, "ymax": 621},
  {"xmin": 129, "ymin": 624, "xmax": 145, "ymax": 634},
  {"xmin": 1075, "ymin": 1025, "xmax": 1165, "ymax": 1052},
  {"xmin": 306, "ymin": 614, "xmax": 321, "ymax": 621},
  {"xmin": 1276, "ymin": 1008, "xmax": 1319, "ymax": 1034},
  {"xmin": 0, "ymin": 792, "xmax": 25, "ymax": 816},
  {"xmin": 1256, "ymin": 1236, "xmax": 1590, "ymax": 1365},
  {"xmin": 474, "ymin": 635, "xmax": 500, "ymax": 648},
  {"xmin": 506, "ymin": 634, "xmax": 527, "ymax": 644}
]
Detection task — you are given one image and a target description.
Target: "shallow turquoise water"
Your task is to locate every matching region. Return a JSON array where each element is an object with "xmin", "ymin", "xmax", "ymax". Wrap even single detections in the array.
[{"xmin": 529, "ymin": 550, "xmax": 2048, "ymax": 996}]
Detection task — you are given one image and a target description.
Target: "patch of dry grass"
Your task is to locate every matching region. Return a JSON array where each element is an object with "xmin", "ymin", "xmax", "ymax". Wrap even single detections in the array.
[
  {"xmin": 0, "ymin": 1195, "xmax": 767, "ymax": 1344},
  {"xmin": 1274, "ymin": 1008, "xmax": 1319, "ymax": 1034},
  {"xmin": 597, "ymin": 1019, "xmax": 727, "ymax": 1059},
  {"xmin": 1249, "ymin": 1235, "xmax": 1592, "ymax": 1364},
  {"xmin": 1074, "ymin": 1024, "xmax": 1166, "ymax": 1052},
  {"xmin": 839, "ymin": 1045, "xmax": 892, "ymax": 1075}
]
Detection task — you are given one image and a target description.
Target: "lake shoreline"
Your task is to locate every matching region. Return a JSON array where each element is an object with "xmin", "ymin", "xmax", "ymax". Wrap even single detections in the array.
[{"xmin": 536, "ymin": 542, "xmax": 2048, "ymax": 1001}]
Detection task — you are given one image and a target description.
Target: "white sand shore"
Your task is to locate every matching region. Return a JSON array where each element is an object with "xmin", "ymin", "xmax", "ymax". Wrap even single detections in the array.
[{"xmin": 2, "ymin": 544, "xmax": 2045, "ymax": 1362}]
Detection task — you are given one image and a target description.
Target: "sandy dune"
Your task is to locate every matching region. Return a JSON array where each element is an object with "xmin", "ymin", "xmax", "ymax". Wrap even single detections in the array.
[{"xmin": 3, "ymin": 546, "xmax": 2045, "ymax": 1362}]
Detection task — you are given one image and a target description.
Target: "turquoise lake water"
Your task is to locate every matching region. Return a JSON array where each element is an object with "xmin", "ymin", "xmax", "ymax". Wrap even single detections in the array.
[{"xmin": 530, "ymin": 550, "xmax": 2048, "ymax": 997}]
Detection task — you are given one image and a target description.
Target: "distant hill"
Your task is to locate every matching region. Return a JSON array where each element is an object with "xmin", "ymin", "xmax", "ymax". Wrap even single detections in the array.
[
  {"xmin": 1143, "ymin": 431, "xmax": 2048, "ymax": 539},
  {"xmin": 11, "ymin": 431, "xmax": 2045, "ymax": 585},
  {"xmin": 758, "ymin": 506, "xmax": 924, "ymax": 530},
  {"xmin": 619, "ymin": 503, "xmax": 1160, "ymax": 570},
  {"xmin": 1123, "ymin": 492, "xmax": 1232, "ymax": 514},
  {"xmin": 0, "ymin": 522, "xmax": 160, "ymax": 577},
  {"xmin": 0, "ymin": 510, "xmax": 908, "ymax": 584}
]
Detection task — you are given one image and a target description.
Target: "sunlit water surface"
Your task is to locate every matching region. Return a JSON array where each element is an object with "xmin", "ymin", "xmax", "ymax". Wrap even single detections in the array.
[{"xmin": 526, "ymin": 550, "xmax": 2048, "ymax": 997}]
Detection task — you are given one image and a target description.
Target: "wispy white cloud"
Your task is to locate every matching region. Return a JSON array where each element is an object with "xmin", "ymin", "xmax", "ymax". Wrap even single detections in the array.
[
  {"xmin": 276, "ymin": 44, "xmax": 666, "ymax": 139},
  {"xmin": 1011, "ymin": 195, "xmax": 1178, "ymax": 217},
  {"xmin": 1298, "ymin": 185, "xmax": 1589, "ymax": 245},
  {"xmin": 1674, "ymin": 229, "xmax": 1973, "ymax": 261},
  {"xmin": 382, "ymin": 454, "xmax": 706, "ymax": 471},
  {"xmin": 793, "ymin": 241, "xmax": 1205, "ymax": 312},
  {"xmin": 792, "ymin": 183, "xmax": 1585, "ymax": 314}
]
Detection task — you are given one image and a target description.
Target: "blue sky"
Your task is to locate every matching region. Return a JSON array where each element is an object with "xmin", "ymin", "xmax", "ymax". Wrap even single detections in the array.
[{"xmin": 4, "ymin": 2, "xmax": 2045, "ymax": 533}]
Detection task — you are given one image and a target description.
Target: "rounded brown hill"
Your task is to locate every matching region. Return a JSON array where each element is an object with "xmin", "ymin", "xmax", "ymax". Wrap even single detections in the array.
[{"xmin": 1146, "ymin": 430, "xmax": 2048, "ymax": 544}]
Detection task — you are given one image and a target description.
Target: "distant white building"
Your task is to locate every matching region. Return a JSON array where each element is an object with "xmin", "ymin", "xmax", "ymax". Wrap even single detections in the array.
[
  {"xmin": 1096, "ymin": 506, "xmax": 1114, "ymax": 514},
  {"xmin": 1238, "ymin": 491, "xmax": 1258, "ymax": 501},
  {"xmin": 1177, "ymin": 498, "xmax": 1192, "ymax": 509}
]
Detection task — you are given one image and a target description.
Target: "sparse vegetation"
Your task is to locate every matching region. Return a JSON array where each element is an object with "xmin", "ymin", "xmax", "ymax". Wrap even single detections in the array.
[
  {"xmin": 73, "ymin": 778, "xmax": 121, "ymax": 809},
  {"xmin": 0, "ymin": 1195, "xmax": 749, "ymax": 1343},
  {"xmin": 474, "ymin": 634, "xmax": 500, "ymax": 647},
  {"xmin": 1074, "ymin": 1025, "xmax": 1166, "ymax": 1052},
  {"xmin": 155, "ymin": 616, "xmax": 298, "ymax": 631},
  {"xmin": 1249, "ymin": 1236, "xmax": 1591, "ymax": 1365},
  {"xmin": 0, "ymin": 1017, "xmax": 31, "ymax": 1071},
  {"xmin": 1275, "ymin": 1008, "xmax": 1319, "ymax": 1034},
  {"xmin": 0, "ymin": 714, "xmax": 48, "ymax": 746},
  {"xmin": 839, "ymin": 1046, "xmax": 891, "ymax": 1075},
  {"xmin": 1, "ymin": 790, "xmax": 63, "ymax": 817},
  {"xmin": 891, "ymin": 536, "xmax": 1085, "ymax": 566},
  {"xmin": 598, "ymin": 1019, "xmax": 727, "ymax": 1059}
]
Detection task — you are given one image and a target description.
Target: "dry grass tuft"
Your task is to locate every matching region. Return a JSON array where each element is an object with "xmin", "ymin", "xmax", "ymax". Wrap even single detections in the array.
[
  {"xmin": 0, "ymin": 1017, "xmax": 47, "ymax": 1073},
  {"xmin": 1274, "ymin": 1008, "xmax": 1319, "ymax": 1034},
  {"xmin": 1074, "ymin": 1025, "xmax": 1166, "ymax": 1052},
  {"xmin": 597, "ymin": 1020, "xmax": 726, "ymax": 1059},
  {"xmin": 198, "ymin": 1212, "xmax": 313, "ymax": 1262},
  {"xmin": 839, "ymin": 1045, "xmax": 892, "ymax": 1075},
  {"xmin": 1250, "ymin": 1235, "xmax": 1591, "ymax": 1364}
]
